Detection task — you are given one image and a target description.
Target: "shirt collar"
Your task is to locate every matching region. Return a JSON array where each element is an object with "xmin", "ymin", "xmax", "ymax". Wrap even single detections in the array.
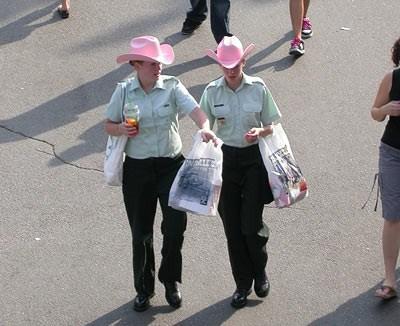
[
  {"xmin": 216, "ymin": 73, "xmax": 253, "ymax": 91},
  {"xmin": 127, "ymin": 76, "xmax": 167, "ymax": 94}
]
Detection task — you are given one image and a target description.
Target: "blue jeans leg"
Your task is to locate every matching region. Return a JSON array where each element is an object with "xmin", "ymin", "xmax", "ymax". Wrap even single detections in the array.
[{"xmin": 210, "ymin": 0, "xmax": 231, "ymax": 43}]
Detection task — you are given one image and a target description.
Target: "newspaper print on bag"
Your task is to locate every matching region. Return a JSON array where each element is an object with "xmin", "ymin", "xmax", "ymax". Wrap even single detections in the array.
[
  {"xmin": 269, "ymin": 145, "xmax": 308, "ymax": 204},
  {"xmin": 175, "ymin": 158, "xmax": 216, "ymax": 206}
]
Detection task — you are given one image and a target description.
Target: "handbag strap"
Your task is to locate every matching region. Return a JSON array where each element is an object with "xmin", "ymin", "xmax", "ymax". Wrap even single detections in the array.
[
  {"xmin": 361, "ymin": 173, "xmax": 380, "ymax": 211},
  {"xmin": 120, "ymin": 81, "xmax": 127, "ymax": 121}
]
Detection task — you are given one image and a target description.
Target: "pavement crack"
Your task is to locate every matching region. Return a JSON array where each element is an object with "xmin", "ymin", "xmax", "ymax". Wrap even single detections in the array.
[{"xmin": 0, "ymin": 124, "xmax": 103, "ymax": 173}]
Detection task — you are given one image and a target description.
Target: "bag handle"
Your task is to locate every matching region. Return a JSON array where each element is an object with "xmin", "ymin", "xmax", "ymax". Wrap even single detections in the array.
[
  {"xmin": 361, "ymin": 173, "xmax": 380, "ymax": 211},
  {"xmin": 120, "ymin": 81, "xmax": 127, "ymax": 122},
  {"xmin": 192, "ymin": 129, "xmax": 223, "ymax": 150}
]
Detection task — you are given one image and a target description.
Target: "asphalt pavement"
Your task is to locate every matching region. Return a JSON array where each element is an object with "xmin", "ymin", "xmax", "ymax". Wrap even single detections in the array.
[{"xmin": 1, "ymin": 0, "xmax": 400, "ymax": 325}]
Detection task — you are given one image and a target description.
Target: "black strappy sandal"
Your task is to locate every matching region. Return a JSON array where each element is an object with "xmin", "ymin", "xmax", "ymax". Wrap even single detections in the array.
[{"xmin": 57, "ymin": 6, "xmax": 69, "ymax": 19}]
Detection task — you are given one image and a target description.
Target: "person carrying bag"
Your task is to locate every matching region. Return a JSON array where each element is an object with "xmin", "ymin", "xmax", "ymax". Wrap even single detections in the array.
[
  {"xmin": 104, "ymin": 36, "xmax": 216, "ymax": 312},
  {"xmin": 258, "ymin": 123, "xmax": 308, "ymax": 208},
  {"xmin": 169, "ymin": 130, "xmax": 223, "ymax": 216}
]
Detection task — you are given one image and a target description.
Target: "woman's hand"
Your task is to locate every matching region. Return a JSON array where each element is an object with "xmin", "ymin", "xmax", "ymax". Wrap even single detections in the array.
[
  {"xmin": 382, "ymin": 100, "xmax": 400, "ymax": 117},
  {"xmin": 200, "ymin": 129, "xmax": 219, "ymax": 145},
  {"xmin": 245, "ymin": 125, "xmax": 273, "ymax": 143},
  {"xmin": 371, "ymin": 72, "xmax": 398, "ymax": 122},
  {"xmin": 120, "ymin": 122, "xmax": 139, "ymax": 137}
]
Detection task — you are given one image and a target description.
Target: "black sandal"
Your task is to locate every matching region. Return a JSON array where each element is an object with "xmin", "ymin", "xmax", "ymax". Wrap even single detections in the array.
[{"xmin": 57, "ymin": 6, "xmax": 69, "ymax": 19}]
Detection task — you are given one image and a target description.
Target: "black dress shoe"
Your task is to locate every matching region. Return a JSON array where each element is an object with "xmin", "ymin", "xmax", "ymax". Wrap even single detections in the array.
[
  {"xmin": 181, "ymin": 18, "xmax": 202, "ymax": 35},
  {"xmin": 133, "ymin": 293, "xmax": 154, "ymax": 312},
  {"xmin": 230, "ymin": 288, "xmax": 251, "ymax": 309},
  {"xmin": 254, "ymin": 271, "xmax": 270, "ymax": 298},
  {"xmin": 164, "ymin": 281, "xmax": 182, "ymax": 308}
]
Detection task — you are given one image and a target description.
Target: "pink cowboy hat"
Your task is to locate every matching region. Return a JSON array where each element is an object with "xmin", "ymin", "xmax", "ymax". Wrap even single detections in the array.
[
  {"xmin": 116, "ymin": 35, "xmax": 175, "ymax": 65},
  {"xmin": 206, "ymin": 36, "xmax": 255, "ymax": 69}
]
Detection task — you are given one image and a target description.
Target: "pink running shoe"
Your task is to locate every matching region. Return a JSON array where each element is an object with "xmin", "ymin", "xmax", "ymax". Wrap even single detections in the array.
[
  {"xmin": 289, "ymin": 37, "xmax": 305, "ymax": 56},
  {"xmin": 302, "ymin": 17, "xmax": 313, "ymax": 39}
]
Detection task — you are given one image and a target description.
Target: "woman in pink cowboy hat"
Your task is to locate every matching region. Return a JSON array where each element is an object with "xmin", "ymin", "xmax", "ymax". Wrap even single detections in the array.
[
  {"xmin": 105, "ymin": 35, "xmax": 216, "ymax": 312},
  {"xmin": 200, "ymin": 35, "xmax": 282, "ymax": 308}
]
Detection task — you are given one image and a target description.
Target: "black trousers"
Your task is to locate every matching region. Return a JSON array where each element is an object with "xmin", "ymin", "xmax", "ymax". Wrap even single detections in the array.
[
  {"xmin": 122, "ymin": 155, "xmax": 187, "ymax": 296},
  {"xmin": 218, "ymin": 144, "xmax": 272, "ymax": 290},
  {"xmin": 186, "ymin": 0, "xmax": 231, "ymax": 43}
]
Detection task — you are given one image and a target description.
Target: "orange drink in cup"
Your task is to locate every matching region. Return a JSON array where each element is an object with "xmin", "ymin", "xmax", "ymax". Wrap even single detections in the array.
[
  {"xmin": 126, "ymin": 117, "xmax": 138, "ymax": 129},
  {"xmin": 124, "ymin": 103, "xmax": 140, "ymax": 133}
]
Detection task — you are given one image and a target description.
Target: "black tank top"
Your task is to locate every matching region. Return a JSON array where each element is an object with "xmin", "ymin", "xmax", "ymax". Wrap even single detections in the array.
[{"xmin": 381, "ymin": 68, "xmax": 400, "ymax": 149}]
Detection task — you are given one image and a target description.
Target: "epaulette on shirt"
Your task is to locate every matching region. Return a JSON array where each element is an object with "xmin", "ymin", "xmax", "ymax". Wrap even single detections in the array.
[
  {"xmin": 246, "ymin": 75, "xmax": 266, "ymax": 87},
  {"xmin": 204, "ymin": 77, "xmax": 223, "ymax": 91},
  {"xmin": 161, "ymin": 75, "xmax": 179, "ymax": 83},
  {"xmin": 118, "ymin": 77, "xmax": 134, "ymax": 85}
]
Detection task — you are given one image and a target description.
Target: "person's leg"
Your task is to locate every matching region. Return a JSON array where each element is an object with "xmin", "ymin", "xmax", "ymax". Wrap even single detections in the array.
[
  {"xmin": 382, "ymin": 220, "xmax": 400, "ymax": 288},
  {"xmin": 288, "ymin": 0, "xmax": 305, "ymax": 55},
  {"xmin": 210, "ymin": 0, "xmax": 231, "ymax": 43},
  {"xmin": 218, "ymin": 147, "xmax": 254, "ymax": 308},
  {"xmin": 182, "ymin": 0, "xmax": 207, "ymax": 35},
  {"xmin": 158, "ymin": 200, "xmax": 187, "ymax": 285},
  {"xmin": 376, "ymin": 143, "xmax": 400, "ymax": 298},
  {"xmin": 156, "ymin": 156, "xmax": 187, "ymax": 283},
  {"xmin": 61, "ymin": 0, "xmax": 69, "ymax": 10},
  {"xmin": 303, "ymin": 0, "xmax": 310, "ymax": 15},
  {"xmin": 289, "ymin": 0, "xmax": 303, "ymax": 40},
  {"xmin": 157, "ymin": 156, "xmax": 187, "ymax": 308},
  {"xmin": 219, "ymin": 170, "xmax": 254, "ymax": 309},
  {"xmin": 301, "ymin": 0, "xmax": 313, "ymax": 38},
  {"xmin": 186, "ymin": 0, "xmax": 208, "ymax": 22},
  {"xmin": 219, "ymin": 180, "xmax": 253, "ymax": 291},
  {"xmin": 240, "ymin": 148, "xmax": 270, "ymax": 299},
  {"xmin": 219, "ymin": 148, "xmax": 254, "ymax": 291},
  {"xmin": 123, "ymin": 158, "xmax": 157, "ymax": 298}
]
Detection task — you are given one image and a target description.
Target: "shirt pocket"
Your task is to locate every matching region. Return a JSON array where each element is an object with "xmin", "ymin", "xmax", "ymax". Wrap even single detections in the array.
[
  {"xmin": 212, "ymin": 105, "xmax": 231, "ymax": 118},
  {"xmin": 155, "ymin": 103, "xmax": 175, "ymax": 129},
  {"xmin": 242, "ymin": 103, "xmax": 261, "ymax": 127},
  {"xmin": 157, "ymin": 103, "xmax": 174, "ymax": 117}
]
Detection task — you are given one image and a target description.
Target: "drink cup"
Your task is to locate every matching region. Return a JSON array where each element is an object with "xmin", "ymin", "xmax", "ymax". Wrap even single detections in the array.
[{"xmin": 124, "ymin": 103, "xmax": 140, "ymax": 132}]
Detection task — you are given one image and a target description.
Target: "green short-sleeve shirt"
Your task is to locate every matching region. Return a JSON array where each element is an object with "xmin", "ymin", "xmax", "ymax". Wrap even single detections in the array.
[
  {"xmin": 106, "ymin": 75, "xmax": 198, "ymax": 159},
  {"xmin": 200, "ymin": 73, "xmax": 281, "ymax": 148}
]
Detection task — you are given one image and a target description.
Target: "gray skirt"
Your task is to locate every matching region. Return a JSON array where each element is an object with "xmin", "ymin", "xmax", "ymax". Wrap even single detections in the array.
[{"xmin": 379, "ymin": 142, "xmax": 400, "ymax": 220}]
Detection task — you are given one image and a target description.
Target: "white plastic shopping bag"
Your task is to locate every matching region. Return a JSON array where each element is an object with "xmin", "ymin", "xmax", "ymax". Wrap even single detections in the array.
[
  {"xmin": 104, "ymin": 135, "xmax": 128, "ymax": 186},
  {"xmin": 258, "ymin": 123, "xmax": 308, "ymax": 208},
  {"xmin": 169, "ymin": 131, "xmax": 223, "ymax": 216}
]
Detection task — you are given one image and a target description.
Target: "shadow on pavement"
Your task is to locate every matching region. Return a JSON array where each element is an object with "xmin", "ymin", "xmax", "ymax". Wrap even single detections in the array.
[
  {"xmin": 187, "ymin": 83, "xmax": 208, "ymax": 102},
  {"xmin": 246, "ymin": 31, "xmax": 295, "ymax": 74},
  {"xmin": 85, "ymin": 301, "xmax": 174, "ymax": 326},
  {"xmin": 162, "ymin": 32, "xmax": 190, "ymax": 47},
  {"xmin": 0, "ymin": 2, "xmax": 60, "ymax": 46},
  {"xmin": 173, "ymin": 297, "xmax": 263, "ymax": 325},
  {"xmin": 310, "ymin": 269, "xmax": 400, "ymax": 326},
  {"xmin": 47, "ymin": 121, "xmax": 106, "ymax": 167},
  {"xmin": 85, "ymin": 297, "xmax": 263, "ymax": 326},
  {"xmin": 163, "ymin": 56, "xmax": 214, "ymax": 77},
  {"xmin": 0, "ymin": 65, "xmax": 131, "ymax": 145}
]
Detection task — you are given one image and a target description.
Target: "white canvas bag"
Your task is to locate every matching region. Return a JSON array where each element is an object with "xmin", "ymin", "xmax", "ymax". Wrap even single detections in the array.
[{"xmin": 104, "ymin": 82, "xmax": 128, "ymax": 186}]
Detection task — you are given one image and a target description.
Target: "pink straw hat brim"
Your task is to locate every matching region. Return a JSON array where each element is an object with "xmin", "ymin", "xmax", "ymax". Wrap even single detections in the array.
[
  {"xmin": 116, "ymin": 43, "xmax": 175, "ymax": 65},
  {"xmin": 206, "ymin": 43, "xmax": 255, "ymax": 68}
]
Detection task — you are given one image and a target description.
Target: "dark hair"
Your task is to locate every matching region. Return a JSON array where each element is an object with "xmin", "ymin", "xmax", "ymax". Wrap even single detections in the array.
[
  {"xmin": 129, "ymin": 60, "xmax": 143, "ymax": 66},
  {"xmin": 392, "ymin": 37, "xmax": 400, "ymax": 67}
]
